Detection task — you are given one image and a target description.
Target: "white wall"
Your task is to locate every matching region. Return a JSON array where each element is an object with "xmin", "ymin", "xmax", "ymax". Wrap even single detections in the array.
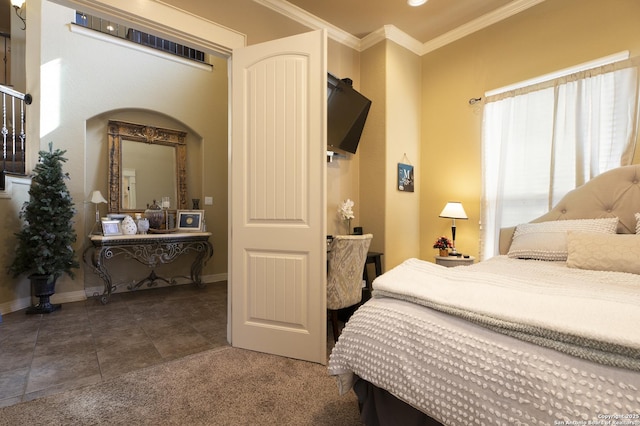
[{"xmin": 0, "ymin": 0, "xmax": 229, "ymax": 311}]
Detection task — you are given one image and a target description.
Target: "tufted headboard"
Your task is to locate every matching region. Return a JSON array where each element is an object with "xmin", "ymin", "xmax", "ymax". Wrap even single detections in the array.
[{"xmin": 499, "ymin": 164, "xmax": 640, "ymax": 254}]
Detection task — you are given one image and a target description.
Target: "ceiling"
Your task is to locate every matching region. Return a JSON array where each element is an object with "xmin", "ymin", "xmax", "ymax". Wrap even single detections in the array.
[
  {"xmin": 0, "ymin": 0, "xmax": 535, "ymax": 44},
  {"xmin": 285, "ymin": 0, "xmax": 515, "ymax": 44},
  {"xmin": 157, "ymin": 0, "xmax": 542, "ymax": 51}
]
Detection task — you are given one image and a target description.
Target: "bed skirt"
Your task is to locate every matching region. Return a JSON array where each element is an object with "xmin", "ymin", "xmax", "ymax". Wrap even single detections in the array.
[{"xmin": 353, "ymin": 377, "xmax": 443, "ymax": 426}]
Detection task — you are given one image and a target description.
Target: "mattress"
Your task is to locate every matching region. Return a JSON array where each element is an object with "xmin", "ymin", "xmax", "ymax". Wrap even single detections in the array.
[{"xmin": 328, "ymin": 257, "xmax": 640, "ymax": 425}]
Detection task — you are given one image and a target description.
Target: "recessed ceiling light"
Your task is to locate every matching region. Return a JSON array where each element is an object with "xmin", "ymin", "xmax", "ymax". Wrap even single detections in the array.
[{"xmin": 408, "ymin": 0, "xmax": 427, "ymax": 6}]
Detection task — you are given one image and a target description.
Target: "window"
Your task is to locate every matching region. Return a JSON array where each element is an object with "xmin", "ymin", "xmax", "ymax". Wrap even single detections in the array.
[
  {"xmin": 481, "ymin": 58, "xmax": 640, "ymax": 259},
  {"xmin": 74, "ymin": 12, "xmax": 207, "ymax": 64}
]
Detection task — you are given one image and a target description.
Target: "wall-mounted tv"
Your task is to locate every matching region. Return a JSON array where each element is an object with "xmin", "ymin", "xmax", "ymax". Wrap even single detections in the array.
[{"xmin": 327, "ymin": 73, "xmax": 372, "ymax": 154}]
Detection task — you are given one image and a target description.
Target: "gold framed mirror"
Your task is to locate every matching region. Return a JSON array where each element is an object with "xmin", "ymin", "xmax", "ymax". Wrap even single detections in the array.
[{"xmin": 107, "ymin": 120, "xmax": 188, "ymax": 213}]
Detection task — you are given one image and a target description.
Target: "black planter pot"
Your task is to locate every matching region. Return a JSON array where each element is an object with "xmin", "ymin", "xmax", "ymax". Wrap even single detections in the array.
[{"xmin": 26, "ymin": 274, "xmax": 61, "ymax": 315}]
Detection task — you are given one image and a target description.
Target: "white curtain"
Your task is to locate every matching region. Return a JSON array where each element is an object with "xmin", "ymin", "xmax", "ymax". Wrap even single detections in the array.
[{"xmin": 481, "ymin": 60, "xmax": 640, "ymax": 259}]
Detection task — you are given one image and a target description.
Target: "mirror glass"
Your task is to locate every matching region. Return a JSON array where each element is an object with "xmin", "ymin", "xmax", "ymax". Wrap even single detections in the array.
[
  {"xmin": 107, "ymin": 120, "xmax": 188, "ymax": 212},
  {"xmin": 121, "ymin": 140, "xmax": 177, "ymax": 209}
]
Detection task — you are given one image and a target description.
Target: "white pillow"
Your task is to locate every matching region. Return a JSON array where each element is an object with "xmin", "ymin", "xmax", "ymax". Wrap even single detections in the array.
[
  {"xmin": 635, "ymin": 212, "xmax": 640, "ymax": 234},
  {"xmin": 567, "ymin": 231, "xmax": 640, "ymax": 275},
  {"xmin": 508, "ymin": 217, "xmax": 619, "ymax": 261}
]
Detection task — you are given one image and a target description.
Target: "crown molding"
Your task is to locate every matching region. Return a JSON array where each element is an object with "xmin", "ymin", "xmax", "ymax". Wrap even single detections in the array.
[
  {"xmin": 253, "ymin": 0, "xmax": 360, "ymax": 50},
  {"xmin": 420, "ymin": 0, "xmax": 546, "ymax": 54},
  {"xmin": 359, "ymin": 27, "xmax": 386, "ymax": 52},
  {"xmin": 256, "ymin": 0, "xmax": 545, "ymax": 56},
  {"xmin": 384, "ymin": 25, "xmax": 424, "ymax": 55},
  {"xmin": 361, "ymin": 25, "xmax": 424, "ymax": 55}
]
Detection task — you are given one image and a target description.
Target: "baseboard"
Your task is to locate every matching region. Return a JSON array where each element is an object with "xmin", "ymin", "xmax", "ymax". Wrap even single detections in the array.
[
  {"xmin": 0, "ymin": 297, "xmax": 31, "ymax": 316},
  {"xmin": 203, "ymin": 273, "xmax": 228, "ymax": 283},
  {"xmin": 1, "ymin": 273, "xmax": 229, "ymax": 316},
  {"xmin": 50, "ymin": 290, "xmax": 90, "ymax": 305},
  {"xmin": 0, "ymin": 290, "xmax": 88, "ymax": 316},
  {"xmin": 85, "ymin": 272, "xmax": 228, "ymax": 297}
]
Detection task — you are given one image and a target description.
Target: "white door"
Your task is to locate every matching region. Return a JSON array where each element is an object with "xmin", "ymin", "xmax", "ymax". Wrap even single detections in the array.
[{"xmin": 230, "ymin": 30, "xmax": 327, "ymax": 364}]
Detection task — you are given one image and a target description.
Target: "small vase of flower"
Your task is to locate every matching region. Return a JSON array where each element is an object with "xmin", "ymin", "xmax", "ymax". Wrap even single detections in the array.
[
  {"xmin": 433, "ymin": 236, "xmax": 452, "ymax": 257},
  {"xmin": 338, "ymin": 199, "xmax": 355, "ymax": 235}
]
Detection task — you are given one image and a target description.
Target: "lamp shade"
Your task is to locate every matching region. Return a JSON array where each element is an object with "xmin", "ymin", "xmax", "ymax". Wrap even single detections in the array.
[
  {"xmin": 439, "ymin": 202, "xmax": 468, "ymax": 220},
  {"xmin": 11, "ymin": 0, "xmax": 24, "ymax": 7},
  {"xmin": 91, "ymin": 190, "xmax": 108, "ymax": 204}
]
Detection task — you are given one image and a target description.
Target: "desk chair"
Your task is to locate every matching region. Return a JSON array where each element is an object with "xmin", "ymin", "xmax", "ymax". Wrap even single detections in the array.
[{"xmin": 327, "ymin": 233, "xmax": 373, "ymax": 342}]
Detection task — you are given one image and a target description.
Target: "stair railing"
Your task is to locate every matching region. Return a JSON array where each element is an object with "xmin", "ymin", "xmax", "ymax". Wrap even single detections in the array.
[{"xmin": 1, "ymin": 84, "xmax": 31, "ymax": 190}]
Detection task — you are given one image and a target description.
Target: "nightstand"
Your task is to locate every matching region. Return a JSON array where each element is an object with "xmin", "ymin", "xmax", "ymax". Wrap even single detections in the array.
[{"xmin": 435, "ymin": 255, "xmax": 475, "ymax": 267}]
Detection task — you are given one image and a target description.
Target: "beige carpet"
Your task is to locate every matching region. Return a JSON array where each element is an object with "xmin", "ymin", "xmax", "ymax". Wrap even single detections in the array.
[{"xmin": 0, "ymin": 346, "xmax": 361, "ymax": 425}]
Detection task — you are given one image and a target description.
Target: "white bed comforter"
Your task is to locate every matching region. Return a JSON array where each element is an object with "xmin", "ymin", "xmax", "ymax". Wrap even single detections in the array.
[
  {"xmin": 328, "ymin": 256, "xmax": 640, "ymax": 424},
  {"xmin": 374, "ymin": 256, "xmax": 640, "ymax": 368}
]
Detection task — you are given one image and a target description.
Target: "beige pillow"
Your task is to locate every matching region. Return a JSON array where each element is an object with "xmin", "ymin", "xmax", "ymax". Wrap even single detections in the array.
[
  {"xmin": 507, "ymin": 231, "xmax": 568, "ymax": 261},
  {"xmin": 635, "ymin": 212, "xmax": 640, "ymax": 234},
  {"xmin": 508, "ymin": 217, "xmax": 619, "ymax": 261},
  {"xmin": 567, "ymin": 231, "xmax": 640, "ymax": 274}
]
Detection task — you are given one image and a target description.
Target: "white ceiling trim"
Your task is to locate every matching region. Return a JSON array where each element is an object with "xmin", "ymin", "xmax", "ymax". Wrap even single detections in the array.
[
  {"xmin": 253, "ymin": 0, "xmax": 361, "ymax": 50},
  {"xmin": 256, "ymin": 0, "xmax": 545, "ymax": 56},
  {"xmin": 420, "ymin": 0, "xmax": 547, "ymax": 55},
  {"xmin": 360, "ymin": 25, "xmax": 424, "ymax": 56}
]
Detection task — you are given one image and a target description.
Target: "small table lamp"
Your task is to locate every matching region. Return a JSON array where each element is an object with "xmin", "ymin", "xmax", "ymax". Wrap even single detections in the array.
[
  {"xmin": 439, "ymin": 201, "xmax": 468, "ymax": 256},
  {"xmin": 90, "ymin": 190, "xmax": 108, "ymax": 235}
]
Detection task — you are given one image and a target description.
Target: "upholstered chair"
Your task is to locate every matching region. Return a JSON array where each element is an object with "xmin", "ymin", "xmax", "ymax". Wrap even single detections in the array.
[{"xmin": 327, "ymin": 234, "xmax": 373, "ymax": 342}]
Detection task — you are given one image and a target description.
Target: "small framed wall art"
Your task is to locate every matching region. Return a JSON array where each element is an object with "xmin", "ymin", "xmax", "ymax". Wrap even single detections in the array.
[
  {"xmin": 101, "ymin": 219, "xmax": 123, "ymax": 236},
  {"xmin": 398, "ymin": 162, "xmax": 414, "ymax": 192},
  {"xmin": 177, "ymin": 210, "xmax": 204, "ymax": 232}
]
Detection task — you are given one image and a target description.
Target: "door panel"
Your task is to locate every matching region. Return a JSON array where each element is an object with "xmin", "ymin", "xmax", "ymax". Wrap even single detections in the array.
[{"xmin": 230, "ymin": 30, "xmax": 327, "ymax": 364}]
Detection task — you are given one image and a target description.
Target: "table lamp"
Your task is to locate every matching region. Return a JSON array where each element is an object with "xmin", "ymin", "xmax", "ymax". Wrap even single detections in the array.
[
  {"xmin": 439, "ymin": 201, "xmax": 468, "ymax": 256},
  {"xmin": 90, "ymin": 190, "xmax": 108, "ymax": 235}
]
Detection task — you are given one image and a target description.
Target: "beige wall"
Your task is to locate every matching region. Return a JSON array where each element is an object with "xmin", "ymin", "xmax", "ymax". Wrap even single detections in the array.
[
  {"xmin": 326, "ymin": 39, "xmax": 362, "ymax": 237},
  {"xmin": 0, "ymin": 0, "xmax": 230, "ymax": 312},
  {"xmin": 359, "ymin": 40, "xmax": 422, "ymax": 271},
  {"xmin": 0, "ymin": 0, "xmax": 364, "ymax": 314},
  {"xmin": 0, "ymin": 177, "xmax": 30, "ymax": 311},
  {"xmin": 5, "ymin": 0, "xmax": 639, "ymax": 314},
  {"xmin": 4, "ymin": 0, "xmax": 26, "ymax": 92},
  {"xmin": 0, "ymin": 0, "xmax": 9, "ymax": 33},
  {"xmin": 419, "ymin": 0, "xmax": 640, "ymax": 261},
  {"xmin": 360, "ymin": 41, "xmax": 386, "ymax": 255},
  {"xmin": 383, "ymin": 41, "xmax": 421, "ymax": 269}
]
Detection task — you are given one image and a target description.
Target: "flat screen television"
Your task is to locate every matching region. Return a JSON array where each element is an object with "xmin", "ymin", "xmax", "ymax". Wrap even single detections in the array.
[{"xmin": 327, "ymin": 73, "xmax": 371, "ymax": 154}]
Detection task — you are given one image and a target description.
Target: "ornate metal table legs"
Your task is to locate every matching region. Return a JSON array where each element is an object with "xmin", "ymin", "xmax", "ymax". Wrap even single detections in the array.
[{"xmin": 84, "ymin": 236, "xmax": 213, "ymax": 304}]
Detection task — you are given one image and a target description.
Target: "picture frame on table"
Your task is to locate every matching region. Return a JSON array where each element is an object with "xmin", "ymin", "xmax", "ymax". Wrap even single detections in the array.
[
  {"xmin": 177, "ymin": 210, "xmax": 204, "ymax": 232},
  {"xmin": 101, "ymin": 219, "xmax": 123, "ymax": 236}
]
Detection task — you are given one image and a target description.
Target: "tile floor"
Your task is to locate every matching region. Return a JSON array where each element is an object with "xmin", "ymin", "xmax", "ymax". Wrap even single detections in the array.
[{"xmin": 0, "ymin": 282, "xmax": 229, "ymax": 408}]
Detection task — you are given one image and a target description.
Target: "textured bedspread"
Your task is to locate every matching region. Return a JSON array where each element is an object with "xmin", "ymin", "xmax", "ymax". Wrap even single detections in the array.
[
  {"xmin": 374, "ymin": 256, "xmax": 640, "ymax": 370},
  {"xmin": 328, "ymin": 257, "xmax": 640, "ymax": 424}
]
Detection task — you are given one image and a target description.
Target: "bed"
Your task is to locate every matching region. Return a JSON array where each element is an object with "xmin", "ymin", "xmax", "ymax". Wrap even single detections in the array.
[{"xmin": 328, "ymin": 164, "xmax": 640, "ymax": 425}]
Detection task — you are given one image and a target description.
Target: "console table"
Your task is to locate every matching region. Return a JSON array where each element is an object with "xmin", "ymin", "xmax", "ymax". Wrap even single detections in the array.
[{"xmin": 84, "ymin": 232, "xmax": 213, "ymax": 304}]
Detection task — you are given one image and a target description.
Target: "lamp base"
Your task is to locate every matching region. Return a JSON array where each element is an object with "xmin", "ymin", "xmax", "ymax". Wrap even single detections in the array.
[{"xmin": 90, "ymin": 221, "xmax": 103, "ymax": 236}]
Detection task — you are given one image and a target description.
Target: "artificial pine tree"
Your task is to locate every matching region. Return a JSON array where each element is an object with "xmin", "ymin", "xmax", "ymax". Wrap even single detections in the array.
[{"xmin": 9, "ymin": 142, "xmax": 79, "ymax": 314}]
